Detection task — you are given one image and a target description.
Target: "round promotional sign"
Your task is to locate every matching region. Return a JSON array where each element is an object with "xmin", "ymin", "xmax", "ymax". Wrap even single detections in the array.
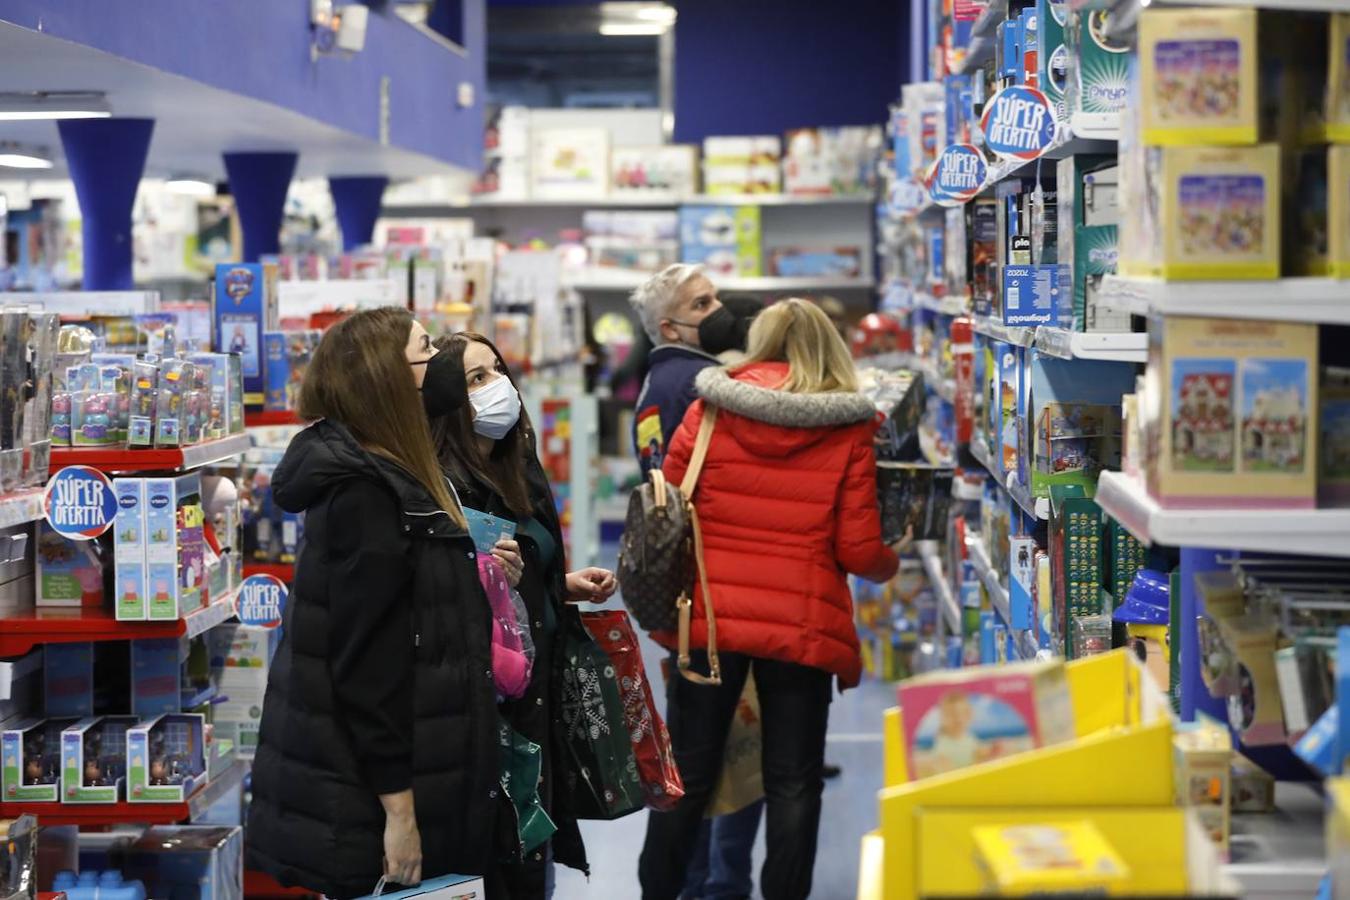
[
  {"xmin": 926, "ymin": 143, "xmax": 987, "ymax": 206},
  {"xmin": 981, "ymin": 85, "xmax": 1059, "ymax": 161},
  {"xmin": 43, "ymin": 465, "xmax": 118, "ymax": 540},
  {"xmin": 235, "ymin": 574, "xmax": 288, "ymax": 629}
]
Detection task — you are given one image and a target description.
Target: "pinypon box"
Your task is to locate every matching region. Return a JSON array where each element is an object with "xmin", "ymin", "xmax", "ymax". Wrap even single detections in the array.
[
  {"xmin": 126, "ymin": 714, "xmax": 207, "ymax": 804},
  {"xmin": 61, "ymin": 716, "xmax": 139, "ymax": 804},
  {"xmin": 1145, "ymin": 316, "xmax": 1319, "ymax": 508},
  {"xmin": 3, "ymin": 718, "xmax": 78, "ymax": 802},
  {"xmin": 113, "ymin": 478, "xmax": 148, "ymax": 621},
  {"xmin": 897, "ymin": 659, "xmax": 1076, "ymax": 781},
  {"xmin": 1066, "ymin": 6, "xmax": 1131, "ymax": 133},
  {"xmin": 1138, "ymin": 8, "xmax": 1259, "ymax": 146},
  {"xmin": 1121, "ymin": 144, "xmax": 1281, "ymax": 280},
  {"xmin": 145, "ymin": 473, "xmax": 206, "ymax": 620},
  {"xmin": 1057, "ymin": 155, "xmax": 1124, "ymax": 332},
  {"xmin": 1037, "ymin": 0, "xmax": 1070, "ymax": 122}
]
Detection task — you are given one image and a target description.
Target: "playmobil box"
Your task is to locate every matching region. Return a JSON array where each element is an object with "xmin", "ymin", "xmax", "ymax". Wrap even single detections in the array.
[
  {"xmin": 1057, "ymin": 155, "xmax": 1124, "ymax": 332},
  {"xmin": 1145, "ymin": 316, "xmax": 1318, "ymax": 508},
  {"xmin": 126, "ymin": 714, "xmax": 207, "ymax": 804},
  {"xmin": 145, "ymin": 473, "xmax": 206, "ymax": 620},
  {"xmin": 1138, "ymin": 8, "xmax": 1259, "ymax": 146},
  {"xmin": 61, "ymin": 716, "xmax": 139, "ymax": 804},
  {"xmin": 212, "ymin": 263, "xmax": 277, "ymax": 407},
  {"xmin": 898, "ymin": 660, "xmax": 1076, "ymax": 780},
  {"xmin": 1029, "ymin": 355, "xmax": 1133, "ymax": 499},
  {"xmin": 1001, "ymin": 264, "xmax": 1062, "ymax": 327},
  {"xmin": 1120, "ymin": 144, "xmax": 1281, "ymax": 280},
  {"xmin": 3, "ymin": 718, "xmax": 78, "ymax": 802},
  {"xmin": 678, "ymin": 205, "xmax": 762, "ymax": 277},
  {"xmin": 113, "ymin": 477, "xmax": 148, "ymax": 621}
]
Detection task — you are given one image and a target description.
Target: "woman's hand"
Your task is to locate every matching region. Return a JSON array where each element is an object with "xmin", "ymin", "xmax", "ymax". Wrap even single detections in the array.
[
  {"xmin": 379, "ymin": 790, "xmax": 421, "ymax": 887},
  {"xmin": 492, "ymin": 539, "xmax": 524, "ymax": 588},
  {"xmin": 566, "ymin": 567, "xmax": 617, "ymax": 603}
]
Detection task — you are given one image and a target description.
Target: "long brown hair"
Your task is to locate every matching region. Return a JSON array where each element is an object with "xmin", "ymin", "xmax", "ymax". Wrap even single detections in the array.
[
  {"xmin": 429, "ymin": 332, "xmax": 534, "ymax": 519},
  {"xmin": 298, "ymin": 307, "xmax": 466, "ymax": 529}
]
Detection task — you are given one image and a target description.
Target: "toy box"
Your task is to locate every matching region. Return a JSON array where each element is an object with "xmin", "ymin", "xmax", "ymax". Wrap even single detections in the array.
[
  {"xmin": 70, "ymin": 390, "xmax": 119, "ymax": 448},
  {"xmin": 996, "ymin": 344, "xmax": 1022, "ymax": 479},
  {"xmin": 678, "ymin": 205, "xmax": 762, "ymax": 277},
  {"xmin": 1066, "ymin": 7, "xmax": 1131, "ymax": 134},
  {"xmin": 212, "ymin": 263, "xmax": 277, "ymax": 407},
  {"xmin": 127, "ymin": 361, "xmax": 158, "ymax": 448},
  {"xmin": 1322, "ymin": 367, "xmax": 1350, "ymax": 507},
  {"xmin": 1050, "ymin": 486, "xmax": 1104, "ymax": 658},
  {"xmin": 113, "ymin": 478, "xmax": 148, "ymax": 621},
  {"xmin": 1120, "ymin": 144, "xmax": 1281, "ymax": 280},
  {"xmin": 153, "ymin": 359, "xmax": 196, "ymax": 448},
  {"xmin": 262, "ymin": 333, "xmax": 288, "ymax": 412},
  {"xmin": 208, "ymin": 624, "xmax": 280, "ymax": 759},
  {"xmin": 973, "ymin": 820, "xmax": 1131, "ymax": 895},
  {"xmin": 875, "ymin": 464, "xmax": 955, "ymax": 543},
  {"xmin": 1001, "ymin": 264, "xmax": 1062, "ymax": 327},
  {"xmin": 702, "ymin": 136, "xmax": 781, "ymax": 195},
  {"xmin": 145, "ymin": 473, "xmax": 206, "ymax": 619},
  {"xmin": 133, "ymin": 638, "xmax": 183, "ymax": 718},
  {"xmin": 783, "ymin": 126, "xmax": 881, "ymax": 196},
  {"xmin": 898, "ymin": 659, "xmax": 1076, "ymax": 780},
  {"xmin": 1144, "ymin": 316, "xmax": 1318, "ymax": 508},
  {"xmin": 766, "ymin": 247, "xmax": 862, "ymax": 278},
  {"xmin": 1329, "ymin": 14, "xmax": 1350, "ymax": 142},
  {"xmin": 61, "ymin": 716, "xmax": 139, "ymax": 804},
  {"xmin": 187, "ymin": 352, "xmax": 243, "ymax": 438},
  {"xmin": 1331, "ymin": 145, "xmax": 1350, "ymax": 278},
  {"xmin": 611, "ymin": 145, "xmax": 699, "ymax": 197},
  {"xmin": 44, "ymin": 643, "xmax": 94, "ymax": 718},
  {"xmin": 530, "ymin": 128, "xmax": 609, "ymax": 200},
  {"xmin": 1138, "ymin": 8, "xmax": 1259, "ymax": 146},
  {"xmin": 1173, "ymin": 719, "xmax": 1232, "ymax": 855},
  {"xmin": 1107, "ymin": 517, "xmax": 1148, "ymax": 608},
  {"xmin": 120, "ymin": 826, "xmax": 244, "ymax": 900},
  {"xmin": 1057, "ymin": 155, "xmax": 1124, "ymax": 332},
  {"xmin": 126, "ymin": 714, "xmax": 207, "ymax": 803},
  {"xmin": 35, "ymin": 521, "xmax": 103, "ymax": 609},
  {"xmin": 971, "ymin": 198, "xmax": 1000, "ymax": 318},
  {"xmin": 1009, "ymin": 535, "xmax": 1037, "ymax": 630},
  {"xmin": 1037, "ymin": 0, "xmax": 1071, "ymax": 121},
  {"xmin": 1030, "ymin": 355, "xmax": 1132, "ymax": 499},
  {"xmin": 1331, "ymin": 778, "xmax": 1350, "ymax": 899},
  {"xmin": 3, "ymin": 718, "xmax": 78, "ymax": 802}
]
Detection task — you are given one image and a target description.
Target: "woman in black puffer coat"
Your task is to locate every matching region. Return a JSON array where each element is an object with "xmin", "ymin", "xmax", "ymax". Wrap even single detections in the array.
[{"xmin": 246, "ymin": 308, "xmax": 505, "ymax": 898}]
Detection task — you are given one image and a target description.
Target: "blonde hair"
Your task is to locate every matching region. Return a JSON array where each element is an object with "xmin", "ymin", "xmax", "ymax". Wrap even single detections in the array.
[{"xmin": 742, "ymin": 297, "xmax": 859, "ymax": 394}]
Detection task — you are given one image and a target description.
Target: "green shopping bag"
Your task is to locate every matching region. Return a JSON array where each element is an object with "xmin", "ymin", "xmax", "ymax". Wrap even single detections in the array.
[
  {"xmin": 556, "ymin": 609, "xmax": 645, "ymax": 819},
  {"xmin": 498, "ymin": 720, "xmax": 556, "ymax": 862}
]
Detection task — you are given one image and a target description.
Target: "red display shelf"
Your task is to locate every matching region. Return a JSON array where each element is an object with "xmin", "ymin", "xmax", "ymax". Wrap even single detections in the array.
[
  {"xmin": 0, "ymin": 587, "xmax": 239, "ymax": 658},
  {"xmin": 244, "ymin": 410, "xmax": 304, "ymax": 428},
  {"xmin": 243, "ymin": 562, "xmax": 294, "ymax": 582},
  {"xmin": 50, "ymin": 434, "xmax": 252, "ymax": 474},
  {"xmin": 0, "ymin": 760, "xmax": 242, "ymax": 826},
  {"xmin": 245, "ymin": 870, "xmax": 320, "ymax": 898}
]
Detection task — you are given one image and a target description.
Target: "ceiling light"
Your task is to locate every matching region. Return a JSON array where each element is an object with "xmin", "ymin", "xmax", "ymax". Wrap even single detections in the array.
[
  {"xmin": 0, "ymin": 144, "xmax": 52, "ymax": 169},
  {"xmin": 599, "ymin": 23, "xmax": 667, "ymax": 35},
  {"xmin": 0, "ymin": 92, "xmax": 110, "ymax": 121},
  {"xmin": 166, "ymin": 176, "xmax": 216, "ymax": 198}
]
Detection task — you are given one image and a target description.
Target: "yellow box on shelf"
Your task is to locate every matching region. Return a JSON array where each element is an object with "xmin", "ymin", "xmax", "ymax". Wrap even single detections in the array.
[
  {"xmin": 1329, "ymin": 778, "xmax": 1350, "ymax": 898},
  {"xmin": 883, "ymin": 707, "xmax": 907, "ymax": 788},
  {"xmin": 1329, "ymin": 15, "xmax": 1350, "ymax": 143},
  {"xmin": 1332, "ymin": 145, "xmax": 1350, "ymax": 279},
  {"xmin": 972, "ymin": 819, "xmax": 1131, "ymax": 895}
]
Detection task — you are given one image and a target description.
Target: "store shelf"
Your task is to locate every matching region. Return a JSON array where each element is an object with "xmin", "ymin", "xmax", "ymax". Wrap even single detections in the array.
[
  {"xmin": 1099, "ymin": 274, "xmax": 1350, "ymax": 326},
  {"xmin": 970, "ymin": 437, "xmax": 1050, "ymax": 519},
  {"xmin": 275, "ymin": 279, "xmax": 398, "ymax": 317},
  {"xmin": 973, "ymin": 316, "xmax": 1035, "ymax": 347},
  {"xmin": 684, "ymin": 193, "xmax": 875, "ymax": 207},
  {"xmin": 917, "ymin": 540, "xmax": 962, "ymax": 638},
  {"xmin": 1096, "ymin": 470, "xmax": 1350, "ymax": 558},
  {"xmin": 983, "ymin": 134, "xmax": 1120, "ymax": 185},
  {"xmin": 1035, "ymin": 327, "xmax": 1147, "ymax": 363},
  {"xmin": 915, "ymin": 292, "xmax": 970, "ymax": 317},
  {"xmin": 1224, "ymin": 783, "xmax": 1327, "ymax": 899},
  {"xmin": 244, "ymin": 410, "xmax": 304, "ymax": 428},
  {"xmin": 0, "ymin": 489, "xmax": 44, "ymax": 529},
  {"xmin": 0, "ymin": 759, "xmax": 244, "ymax": 827},
  {"xmin": 50, "ymin": 435, "xmax": 252, "ymax": 475},
  {"xmin": 0, "ymin": 587, "xmax": 240, "ymax": 658},
  {"xmin": 469, "ymin": 194, "xmax": 683, "ymax": 208},
  {"xmin": 243, "ymin": 562, "xmax": 295, "ymax": 582},
  {"xmin": 966, "ymin": 537, "xmax": 1011, "ymax": 626},
  {"xmin": 1102, "ymin": 0, "xmax": 1350, "ymax": 41},
  {"xmin": 564, "ymin": 268, "xmax": 874, "ymax": 292},
  {"xmin": 394, "ymin": 193, "xmax": 876, "ymax": 213}
]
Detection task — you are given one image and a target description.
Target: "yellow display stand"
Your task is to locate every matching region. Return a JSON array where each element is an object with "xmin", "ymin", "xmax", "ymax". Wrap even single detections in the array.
[{"xmin": 862, "ymin": 650, "xmax": 1237, "ymax": 898}]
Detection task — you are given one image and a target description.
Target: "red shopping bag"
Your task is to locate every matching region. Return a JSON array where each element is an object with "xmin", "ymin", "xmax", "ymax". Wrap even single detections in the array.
[{"xmin": 580, "ymin": 610, "xmax": 685, "ymax": 811}]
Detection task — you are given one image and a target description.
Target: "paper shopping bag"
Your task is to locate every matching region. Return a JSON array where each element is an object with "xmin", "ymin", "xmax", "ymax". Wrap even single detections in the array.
[{"xmin": 706, "ymin": 672, "xmax": 764, "ymax": 817}]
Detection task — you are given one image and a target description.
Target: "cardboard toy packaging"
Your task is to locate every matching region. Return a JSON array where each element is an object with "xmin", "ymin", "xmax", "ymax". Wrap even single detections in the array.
[
  {"xmin": 1331, "ymin": 145, "xmax": 1350, "ymax": 278},
  {"xmin": 126, "ymin": 714, "xmax": 207, "ymax": 804},
  {"xmin": 678, "ymin": 205, "xmax": 763, "ymax": 277},
  {"xmin": 120, "ymin": 826, "xmax": 245, "ymax": 900},
  {"xmin": 113, "ymin": 478, "xmax": 148, "ymax": 621},
  {"xmin": 1029, "ymin": 355, "xmax": 1133, "ymax": 499},
  {"xmin": 611, "ymin": 145, "xmax": 699, "ymax": 197},
  {"xmin": 1057, "ymin": 155, "xmax": 1124, "ymax": 332},
  {"xmin": 974, "ymin": 820, "xmax": 1131, "ymax": 895},
  {"xmin": 1065, "ymin": 6, "xmax": 1130, "ymax": 134},
  {"xmin": 1329, "ymin": 14, "xmax": 1350, "ymax": 142},
  {"xmin": 1173, "ymin": 720, "xmax": 1233, "ymax": 857},
  {"xmin": 133, "ymin": 638, "xmax": 183, "ymax": 718},
  {"xmin": 1036, "ymin": 0, "xmax": 1071, "ymax": 122},
  {"xmin": 61, "ymin": 716, "xmax": 140, "ymax": 804},
  {"xmin": 1050, "ymin": 486, "xmax": 1104, "ymax": 658},
  {"xmin": 35, "ymin": 521, "xmax": 103, "ymax": 609},
  {"xmin": 145, "ymin": 473, "xmax": 206, "ymax": 620},
  {"xmin": 1329, "ymin": 777, "xmax": 1350, "ymax": 899},
  {"xmin": 702, "ymin": 136, "xmax": 781, "ymax": 195},
  {"xmin": 44, "ymin": 643, "xmax": 94, "ymax": 719},
  {"xmin": 3, "ymin": 718, "xmax": 77, "ymax": 802},
  {"xmin": 212, "ymin": 263, "xmax": 277, "ymax": 407},
  {"xmin": 898, "ymin": 659, "xmax": 1076, "ymax": 780},
  {"xmin": 208, "ymin": 623, "xmax": 279, "ymax": 759},
  {"xmin": 1322, "ymin": 367, "xmax": 1350, "ymax": 507},
  {"xmin": 1144, "ymin": 316, "xmax": 1319, "ymax": 508}
]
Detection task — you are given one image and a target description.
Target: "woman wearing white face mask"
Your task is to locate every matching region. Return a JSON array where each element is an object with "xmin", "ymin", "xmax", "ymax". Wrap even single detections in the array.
[{"xmin": 429, "ymin": 332, "xmax": 617, "ymax": 899}]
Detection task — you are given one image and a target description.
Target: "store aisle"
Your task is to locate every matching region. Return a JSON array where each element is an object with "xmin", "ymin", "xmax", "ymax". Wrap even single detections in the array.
[{"xmin": 554, "ymin": 546, "xmax": 892, "ymax": 900}]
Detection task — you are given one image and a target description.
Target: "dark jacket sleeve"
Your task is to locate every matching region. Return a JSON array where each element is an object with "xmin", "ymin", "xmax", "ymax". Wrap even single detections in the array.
[{"xmin": 325, "ymin": 479, "xmax": 415, "ymax": 794}]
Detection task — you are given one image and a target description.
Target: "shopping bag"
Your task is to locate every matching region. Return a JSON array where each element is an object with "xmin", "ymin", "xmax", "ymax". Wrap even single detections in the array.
[
  {"xmin": 556, "ymin": 608, "xmax": 645, "ymax": 820},
  {"xmin": 477, "ymin": 555, "xmax": 534, "ymax": 700},
  {"xmin": 706, "ymin": 672, "xmax": 764, "ymax": 817},
  {"xmin": 580, "ymin": 609, "xmax": 686, "ymax": 811},
  {"xmin": 498, "ymin": 720, "xmax": 556, "ymax": 862},
  {"xmin": 361, "ymin": 873, "xmax": 486, "ymax": 898}
]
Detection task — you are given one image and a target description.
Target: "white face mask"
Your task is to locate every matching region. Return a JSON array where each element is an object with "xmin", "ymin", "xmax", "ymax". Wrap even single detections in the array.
[{"xmin": 469, "ymin": 375, "xmax": 521, "ymax": 440}]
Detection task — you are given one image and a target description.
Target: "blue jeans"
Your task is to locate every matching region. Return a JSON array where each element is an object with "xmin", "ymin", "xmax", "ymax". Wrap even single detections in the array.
[{"xmin": 682, "ymin": 799, "xmax": 764, "ymax": 900}]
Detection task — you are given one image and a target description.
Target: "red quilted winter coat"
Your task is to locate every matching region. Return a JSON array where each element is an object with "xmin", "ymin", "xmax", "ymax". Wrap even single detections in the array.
[{"xmin": 660, "ymin": 361, "xmax": 899, "ymax": 688}]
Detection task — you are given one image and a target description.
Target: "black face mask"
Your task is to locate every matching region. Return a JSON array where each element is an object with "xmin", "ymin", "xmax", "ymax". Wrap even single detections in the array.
[
  {"xmin": 696, "ymin": 306, "xmax": 747, "ymax": 356},
  {"xmin": 413, "ymin": 351, "xmax": 468, "ymax": 418}
]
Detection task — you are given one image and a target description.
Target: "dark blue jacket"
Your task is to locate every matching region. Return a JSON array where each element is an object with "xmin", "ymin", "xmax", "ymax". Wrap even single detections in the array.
[{"xmin": 632, "ymin": 343, "xmax": 720, "ymax": 478}]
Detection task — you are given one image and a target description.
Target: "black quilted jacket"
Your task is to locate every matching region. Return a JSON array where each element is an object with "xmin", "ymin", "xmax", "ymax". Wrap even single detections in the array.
[{"xmin": 245, "ymin": 420, "xmax": 503, "ymax": 898}]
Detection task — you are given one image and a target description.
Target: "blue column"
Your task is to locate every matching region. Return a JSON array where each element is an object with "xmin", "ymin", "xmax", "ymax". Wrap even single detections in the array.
[
  {"xmin": 57, "ymin": 118, "xmax": 155, "ymax": 291},
  {"xmin": 1178, "ymin": 547, "xmax": 1228, "ymax": 724},
  {"xmin": 223, "ymin": 152, "xmax": 297, "ymax": 262},
  {"xmin": 328, "ymin": 176, "xmax": 388, "ymax": 252}
]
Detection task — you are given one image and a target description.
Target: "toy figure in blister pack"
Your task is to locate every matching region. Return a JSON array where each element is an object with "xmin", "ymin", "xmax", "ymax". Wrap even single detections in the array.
[
  {"xmin": 148, "ymin": 733, "xmax": 169, "ymax": 786},
  {"xmin": 129, "ymin": 362, "xmax": 159, "ymax": 447},
  {"xmin": 23, "ymin": 730, "xmax": 57, "ymax": 786},
  {"xmin": 51, "ymin": 393, "xmax": 72, "ymax": 446}
]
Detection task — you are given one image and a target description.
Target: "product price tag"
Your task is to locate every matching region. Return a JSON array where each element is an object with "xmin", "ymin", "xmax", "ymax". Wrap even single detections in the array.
[
  {"xmin": 926, "ymin": 143, "xmax": 988, "ymax": 207},
  {"xmin": 236, "ymin": 574, "xmax": 287, "ymax": 629},
  {"xmin": 981, "ymin": 86, "xmax": 1059, "ymax": 161},
  {"xmin": 43, "ymin": 465, "xmax": 117, "ymax": 539}
]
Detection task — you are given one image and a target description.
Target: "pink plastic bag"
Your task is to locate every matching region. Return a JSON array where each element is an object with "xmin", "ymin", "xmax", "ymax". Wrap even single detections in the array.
[{"xmin": 477, "ymin": 554, "xmax": 534, "ymax": 700}]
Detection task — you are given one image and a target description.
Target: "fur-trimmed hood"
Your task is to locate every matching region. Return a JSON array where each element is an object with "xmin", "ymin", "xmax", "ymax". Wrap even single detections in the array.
[{"xmin": 695, "ymin": 362, "xmax": 877, "ymax": 430}]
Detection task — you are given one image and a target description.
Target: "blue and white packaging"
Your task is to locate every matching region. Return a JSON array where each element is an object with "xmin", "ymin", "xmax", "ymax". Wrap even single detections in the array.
[{"xmin": 1001, "ymin": 264, "xmax": 1062, "ymax": 326}]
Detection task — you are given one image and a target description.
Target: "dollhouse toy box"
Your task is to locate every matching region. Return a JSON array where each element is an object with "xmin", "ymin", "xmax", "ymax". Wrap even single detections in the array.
[{"xmin": 1144, "ymin": 315, "xmax": 1319, "ymax": 508}]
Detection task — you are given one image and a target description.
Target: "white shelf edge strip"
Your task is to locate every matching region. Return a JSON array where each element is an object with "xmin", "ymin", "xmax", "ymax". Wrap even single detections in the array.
[
  {"xmin": 917, "ymin": 540, "xmax": 962, "ymax": 637},
  {"xmin": 1099, "ymin": 275, "xmax": 1350, "ymax": 326}
]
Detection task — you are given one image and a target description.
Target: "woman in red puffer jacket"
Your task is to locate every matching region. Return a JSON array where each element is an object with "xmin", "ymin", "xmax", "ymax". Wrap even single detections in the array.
[{"xmin": 638, "ymin": 298, "xmax": 899, "ymax": 900}]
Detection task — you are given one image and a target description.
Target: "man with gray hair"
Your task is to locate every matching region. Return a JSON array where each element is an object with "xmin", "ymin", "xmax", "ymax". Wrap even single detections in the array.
[{"xmin": 630, "ymin": 263, "xmax": 724, "ymax": 478}]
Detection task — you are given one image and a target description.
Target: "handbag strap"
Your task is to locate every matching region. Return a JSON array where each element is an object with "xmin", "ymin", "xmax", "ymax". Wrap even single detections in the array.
[{"xmin": 677, "ymin": 404, "xmax": 721, "ymax": 686}]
